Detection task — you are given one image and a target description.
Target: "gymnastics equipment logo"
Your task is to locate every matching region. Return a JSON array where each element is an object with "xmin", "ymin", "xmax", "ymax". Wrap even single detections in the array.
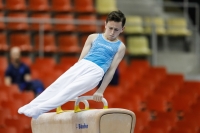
[{"xmin": 76, "ymin": 123, "xmax": 88, "ymax": 129}]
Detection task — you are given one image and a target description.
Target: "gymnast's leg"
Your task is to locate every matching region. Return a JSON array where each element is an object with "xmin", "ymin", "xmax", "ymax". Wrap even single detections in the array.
[
  {"xmin": 18, "ymin": 61, "xmax": 87, "ymax": 114},
  {"xmin": 24, "ymin": 63, "xmax": 104, "ymax": 119}
]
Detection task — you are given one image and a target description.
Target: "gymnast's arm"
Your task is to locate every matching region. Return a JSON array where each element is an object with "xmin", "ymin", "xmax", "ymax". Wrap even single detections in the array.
[
  {"xmin": 93, "ymin": 43, "xmax": 126, "ymax": 102},
  {"xmin": 78, "ymin": 34, "xmax": 98, "ymax": 61}
]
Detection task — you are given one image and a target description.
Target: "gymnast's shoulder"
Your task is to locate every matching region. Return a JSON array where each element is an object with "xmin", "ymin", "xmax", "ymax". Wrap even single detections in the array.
[
  {"xmin": 118, "ymin": 41, "xmax": 126, "ymax": 51},
  {"xmin": 86, "ymin": 33, "xmax": 98, "ymax": 41}
]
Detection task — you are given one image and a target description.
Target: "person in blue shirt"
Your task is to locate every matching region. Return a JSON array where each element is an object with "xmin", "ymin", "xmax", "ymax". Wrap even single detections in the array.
[
  {"xmin": 4, "ymin": 47, "xmax": 44, "ymax": 96},
  {"xmin": 19, "ymin": 10, "xmax": 126, "ymax": 119}
]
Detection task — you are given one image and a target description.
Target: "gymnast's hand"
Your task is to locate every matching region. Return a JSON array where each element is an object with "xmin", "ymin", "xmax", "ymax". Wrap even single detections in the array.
[{"xmin": 93, "ymin": 92, "xmax": 103, "ymax": 102}]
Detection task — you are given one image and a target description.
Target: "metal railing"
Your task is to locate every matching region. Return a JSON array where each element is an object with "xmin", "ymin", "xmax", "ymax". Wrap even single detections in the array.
[
  {"xmin": 162, "ymin": 1, "xmax": 200, "ymax": 58},
  {"xmin": 0, "ymin": 17, "xmax": 104, "ymax": 57},
  {"xmin": 0, "ymin": 16, "xmax": 161, "ymax": 65},
  {"xmin": 120, "ymin": 0, "xmax": 200, "ymax": 66}
]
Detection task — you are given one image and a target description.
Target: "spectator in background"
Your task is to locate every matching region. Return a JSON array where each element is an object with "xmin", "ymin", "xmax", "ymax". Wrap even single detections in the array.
[{"xmin": 4, "ymin": 47, "xmax": 44, "ymax": 97}]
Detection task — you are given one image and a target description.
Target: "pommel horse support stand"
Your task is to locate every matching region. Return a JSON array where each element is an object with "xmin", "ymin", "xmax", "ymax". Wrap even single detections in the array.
[{"xmin": 31, "ymin": 96, "xmax": 136, "ymax": 133}]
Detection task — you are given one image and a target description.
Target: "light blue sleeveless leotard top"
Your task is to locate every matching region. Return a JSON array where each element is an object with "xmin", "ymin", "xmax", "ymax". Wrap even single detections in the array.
[{"xmin": 84, "ymin": 33, "xmax": 121, "ymax": 73}]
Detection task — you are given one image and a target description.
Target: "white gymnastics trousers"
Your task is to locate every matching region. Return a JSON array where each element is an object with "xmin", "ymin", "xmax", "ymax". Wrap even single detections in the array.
[{"xmin": 18, "ymin": 59, "xmax": 104, "ymax": 119}]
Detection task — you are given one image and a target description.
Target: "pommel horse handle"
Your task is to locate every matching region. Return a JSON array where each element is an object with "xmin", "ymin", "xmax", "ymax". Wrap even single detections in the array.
[
  {"xmin": 56, "ymin": 97, "xmax": 89, "ymax": 114},
  {"xmin": 56, "ymin": 96, "xmax": 108, "ymax": 113},
  {"xmin": 74, "ymin": 96, "xmax": 108, "ymax": 113}
]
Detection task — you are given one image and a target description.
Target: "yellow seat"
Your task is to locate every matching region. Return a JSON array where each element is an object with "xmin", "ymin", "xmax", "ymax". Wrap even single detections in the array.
[
  {"xmin": 124, "ymin": 16, "xmax": 144, "ymax": 34},
  {"xmin": 166, "ymin": 18, "xmax": 191, "ymax": 36},
  {"xmin": 144, "ymin": 17, "xmax": 166, "ymax": 35},
  {"xmin": 96, "ymin": 0, "xmax": 117, "ymax": 14},
  {"xmin": 127, "ymin": 36, "xmax": 151, "ymax": 56}
]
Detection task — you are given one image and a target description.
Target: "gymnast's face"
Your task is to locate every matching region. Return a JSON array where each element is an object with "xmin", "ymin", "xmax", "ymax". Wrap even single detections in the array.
[{"xmin": 104, "ymin": 21, "xmax": 124, "ymax": 41}]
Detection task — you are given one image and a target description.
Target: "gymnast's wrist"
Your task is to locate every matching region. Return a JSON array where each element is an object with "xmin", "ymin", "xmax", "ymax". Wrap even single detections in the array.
[{"xmin": 96, "ymin": 88, "xmax": 105, "ymax": 94}]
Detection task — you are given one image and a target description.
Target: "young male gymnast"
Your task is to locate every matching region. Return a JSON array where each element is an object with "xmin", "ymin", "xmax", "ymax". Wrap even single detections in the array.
[{"xmin": 18, "ymin": 10, "xmax": 126, "ymax": 119}]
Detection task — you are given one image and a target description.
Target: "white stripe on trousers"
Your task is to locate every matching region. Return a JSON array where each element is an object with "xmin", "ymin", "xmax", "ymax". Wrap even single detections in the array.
[{"xmin": 28, "ymin": 59, "xmax": 104, "ymax": 113}]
